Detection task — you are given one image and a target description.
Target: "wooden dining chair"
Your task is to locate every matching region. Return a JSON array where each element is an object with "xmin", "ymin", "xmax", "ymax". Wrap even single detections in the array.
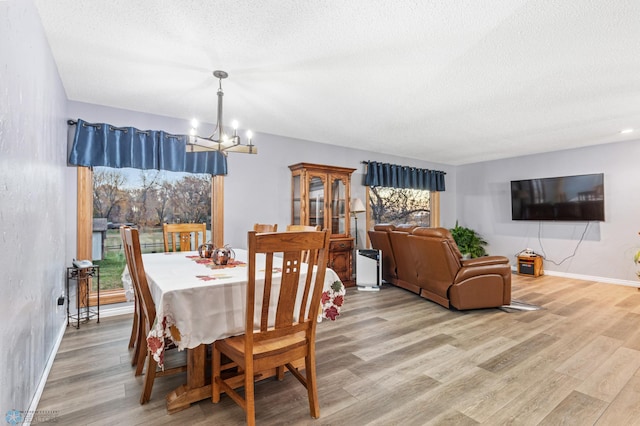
[
  {"xmin": 253, "ymin": 223, "xmax": 278, "ymax": 233},
  {"xmin": 123, "ymin": 227, "xmax": 187, "ymax": 404},
  {"xmin": 285, "ymin": 224, "xmax": 321, "ymax": 232},
  {"xmin": 286, "ymin": 225, "xmax": 322, "ymax": 263},
  {"xmin": 212, "ymin": 229, "xmax": 331, "ymax": 425},
  {"xmin": 162, "ymin": 223, "xmax": 207, "ymax": 252},
  {"xmin": 120, "ymin": 226, "xmax": 145, "ymax": 375}
]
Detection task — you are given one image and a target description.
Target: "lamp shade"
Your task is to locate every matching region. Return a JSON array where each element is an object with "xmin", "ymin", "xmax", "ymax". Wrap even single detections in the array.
[{"xmin": 351, "ymin": 198, "xmax": 366, "ymax": 214}]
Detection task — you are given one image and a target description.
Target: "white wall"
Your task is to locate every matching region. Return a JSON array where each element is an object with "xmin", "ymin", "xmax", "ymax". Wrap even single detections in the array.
[
  {"xmin": 67, "ymin": 101, "xmax": 457, "ymax": 250},
  {"xmin": 0, "ymin": 0, "xmax": 69, "ymax": 415},
  {"xmin": 456, "ymin": 140, "xmax": 640, "ymax": 283}
]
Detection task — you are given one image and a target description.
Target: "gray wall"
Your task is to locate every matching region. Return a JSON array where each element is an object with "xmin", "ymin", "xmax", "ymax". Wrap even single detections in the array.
[
  {"xmin": 456, "ymin": 140, "xmax": 640, "ymax": 282},
  {"xmin": 67, "ymin": 101, "xmax": 457, "ymax": 251},
  {"xmin": 0, "ymin": 0, "xmax": 69, "ymax": 415}
]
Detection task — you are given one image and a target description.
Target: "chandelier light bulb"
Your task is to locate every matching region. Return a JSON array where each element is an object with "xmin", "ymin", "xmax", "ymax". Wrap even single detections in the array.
[{"xmin": 186, "ymin": 70, "xmax": 256, "ymax": 154}]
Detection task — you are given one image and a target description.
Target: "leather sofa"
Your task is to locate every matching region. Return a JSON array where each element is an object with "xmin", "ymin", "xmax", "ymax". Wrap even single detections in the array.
[
  {"xmin": 388, "ymin": 224, "xmax": 420, "ymax": 294},
  {"xmin": 367, "ymin": 224, "xmax": 398, "ymax": 284},
  {"xmin": 368, "ymin": 224, "xmax": 511, "ymax": 310}
]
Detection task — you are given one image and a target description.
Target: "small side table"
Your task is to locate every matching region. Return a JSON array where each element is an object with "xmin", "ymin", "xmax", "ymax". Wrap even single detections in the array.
[
  {"xmin": 66, "ymin": 265, "xmax": 100, "ymax": 328},
  {"xmin": 517, "ymin": 255, "xmax": 544, "ymax": 277}
]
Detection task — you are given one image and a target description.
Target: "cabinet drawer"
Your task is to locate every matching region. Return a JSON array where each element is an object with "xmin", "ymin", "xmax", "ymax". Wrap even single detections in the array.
[{"xmin": 330, "ymin": 240, "xmax": 353, "ymax": 251}]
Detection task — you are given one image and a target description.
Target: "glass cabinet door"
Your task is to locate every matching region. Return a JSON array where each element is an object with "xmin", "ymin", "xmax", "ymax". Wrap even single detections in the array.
[
  {"xmin": 308, "ymin": 176, "xmax": 325, "ymax": 228},
  {"xmin": 331, "ymin": 176, "xmax": 346, "ymax": 235},
  {"xmin": 292, "ymin": 175, "xmax": 301, "ymax": 225}
]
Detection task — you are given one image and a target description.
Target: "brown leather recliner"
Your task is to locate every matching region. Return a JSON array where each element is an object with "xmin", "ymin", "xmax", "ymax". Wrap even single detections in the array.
[
  {"xmin": 388, "ymin": 225, "xmax": 420, "ymax": 294},
  {"xmin": 408, "ymin": 227, "xmax": 511, "ymax": 310},
  {"xmin": 368, "ymin": 224, "xmax": 420, "ymax": 293},
  {"xmin": 368, "ymin": 224, "xmax": 398, "ymax": 285}
]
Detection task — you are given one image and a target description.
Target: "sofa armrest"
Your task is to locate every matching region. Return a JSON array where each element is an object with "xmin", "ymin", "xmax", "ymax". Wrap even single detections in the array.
[
  {"xmin": 461, "ymin": 255, "xmax": 509, "ymax": 268},
  {"xmin": 456, "ymin": 262, "xmax": 511, "ymax": 284}
]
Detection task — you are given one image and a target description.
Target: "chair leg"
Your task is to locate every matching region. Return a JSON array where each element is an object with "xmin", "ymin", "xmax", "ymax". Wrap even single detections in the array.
[
  {"xmin": 128, "ymin": 301, "xmax": 138, "ymax": 349},
  {"xmin": 140, "ymin": 352, "xmax": 157, "ymax": 404},
  {"xmin": 130, "ymin": 339, "xmax": 138, "ymax": 365},
  {"xmin": 245, "ymin": 362, "xmax": 256, "ymax": 426},
  {"xmin": 305, "ymin": 353, "xmax": 320, "ymax": 418},
  {"xmin": 131, "ymin": 311, "xmax": 144, "ymax": 367},
  {"xmin": 134, "ymin": 335, "xmax": 146, "ymax": 377},
  {"xmin": 212, "ymin": 343, "xmax": 221, "ymax": 403}
]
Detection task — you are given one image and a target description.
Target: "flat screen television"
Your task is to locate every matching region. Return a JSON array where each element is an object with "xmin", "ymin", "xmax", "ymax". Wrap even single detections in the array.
[{"xmin": 511, "ymin": 173, "xmax": 604, "ymax": 221}]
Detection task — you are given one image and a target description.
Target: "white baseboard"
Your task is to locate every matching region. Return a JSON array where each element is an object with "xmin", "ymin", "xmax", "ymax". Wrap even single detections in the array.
[
  {"xmin": 543, "ymin": 269, "xmax": 640, "ymax": 288},
  {"xmin": 100, "ymin": 304, "xmax": 134, "ymax": 318},
  {"xmin": 512, "ymin": 266, "xmax": 639, "ymax": 288},
  {"xmin": 25, "ymin": 320, "xmax": 66, "ymax": 426}
]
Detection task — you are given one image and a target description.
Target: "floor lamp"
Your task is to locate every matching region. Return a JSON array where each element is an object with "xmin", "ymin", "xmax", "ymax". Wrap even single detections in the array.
[{"xmin": 350, "ymin": 198, "xmax": 366, "ymax": 248}]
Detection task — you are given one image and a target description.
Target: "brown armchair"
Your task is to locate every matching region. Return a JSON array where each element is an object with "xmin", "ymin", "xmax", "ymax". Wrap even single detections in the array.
[{"xmin": 408, "ymin": 227, "xmax": 511, "ymax": 310}]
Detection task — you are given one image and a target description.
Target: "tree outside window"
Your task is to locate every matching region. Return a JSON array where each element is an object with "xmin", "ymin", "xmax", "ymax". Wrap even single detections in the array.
[
  {"xmin": 368, "ymin": 187, "xmax": 430, "ymax": 227},
  {"xmin": 92, "ymin": 167, "xmax": 211, "ymax": 298}
]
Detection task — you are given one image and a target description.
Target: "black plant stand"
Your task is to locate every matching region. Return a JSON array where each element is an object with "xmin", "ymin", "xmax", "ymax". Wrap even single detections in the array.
[{"xmin": 66, "ymin": 265, "xmax": 100, "ymax": 328}]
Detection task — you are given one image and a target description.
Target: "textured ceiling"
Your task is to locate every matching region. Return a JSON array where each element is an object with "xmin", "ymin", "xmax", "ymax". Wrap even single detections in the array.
[{"xmin": 35, "ymin": 0, "xmax": 640, "ymax": 165}]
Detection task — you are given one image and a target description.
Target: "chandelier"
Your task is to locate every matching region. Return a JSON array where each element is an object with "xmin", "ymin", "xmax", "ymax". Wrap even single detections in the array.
[{"xmin": 187, "ymin": 70, "xmax": 256, "ymax": 154}]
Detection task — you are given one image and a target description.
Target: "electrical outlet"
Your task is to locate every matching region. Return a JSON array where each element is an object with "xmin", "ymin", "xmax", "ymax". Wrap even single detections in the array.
[{"xmin": 57, "ymin": 296, "xmax": 65, "ymax": 306}]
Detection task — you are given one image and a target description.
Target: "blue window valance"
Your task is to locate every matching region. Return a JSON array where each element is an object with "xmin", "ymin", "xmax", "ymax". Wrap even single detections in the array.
[
  {"xmin": 68, "ymin": 119, "xmax": 227, "ymax": 176},
  {"xmin": 364, "ymin": 161, "xmax": 446, "ymax": 191}
]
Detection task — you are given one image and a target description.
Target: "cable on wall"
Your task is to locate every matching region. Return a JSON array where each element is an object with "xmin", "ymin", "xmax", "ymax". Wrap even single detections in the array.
[{"xmin": 538, "ymin": 221, "xmax": 590, "ymax": 266}]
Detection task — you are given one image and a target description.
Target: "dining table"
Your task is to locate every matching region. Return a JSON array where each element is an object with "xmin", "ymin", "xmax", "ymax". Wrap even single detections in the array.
[{"xmin": 139, "ymin": 249, "xmax": 346, "ymax": 413}]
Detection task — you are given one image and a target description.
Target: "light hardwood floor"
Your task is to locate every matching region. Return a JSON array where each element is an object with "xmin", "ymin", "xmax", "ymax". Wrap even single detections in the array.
[{"xmin": 37, "ymin": 274, "xmax": 640, "ymax": 425}]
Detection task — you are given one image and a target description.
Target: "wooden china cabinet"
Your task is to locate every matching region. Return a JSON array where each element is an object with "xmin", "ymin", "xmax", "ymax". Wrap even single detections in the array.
[{"xmin": 289, "ymin": 163, "xmax": 356, "ymax": 286}]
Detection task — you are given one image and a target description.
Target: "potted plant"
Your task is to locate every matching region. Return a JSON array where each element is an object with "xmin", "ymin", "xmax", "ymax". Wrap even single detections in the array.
[{"xmin": 449, "ymin": 221, "xmax": 488, "ymax": 258}]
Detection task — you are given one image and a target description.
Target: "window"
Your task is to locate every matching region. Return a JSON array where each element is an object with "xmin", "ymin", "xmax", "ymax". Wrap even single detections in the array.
[
  {"xmin": 362, "ymin": 161, "xmax": 444, "ymax": 234},
  {"xmin": 368, "ymin": 186, "xmax": 438, "ymax": 228},
  {"xmin": 90, "ymin": 166, "xmax": 211, "ymax": 303}
]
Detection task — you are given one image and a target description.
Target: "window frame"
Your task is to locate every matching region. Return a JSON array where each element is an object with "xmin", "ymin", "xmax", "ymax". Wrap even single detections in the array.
[{"xmin": 77, "ymin": 166, "xmax": 225, "ymax": 305}]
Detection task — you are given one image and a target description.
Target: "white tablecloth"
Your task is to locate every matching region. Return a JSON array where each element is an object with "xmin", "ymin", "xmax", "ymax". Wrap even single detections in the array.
[{"xmin": 141, "ymin": 250, "xmax": 345, "ymax": 366}]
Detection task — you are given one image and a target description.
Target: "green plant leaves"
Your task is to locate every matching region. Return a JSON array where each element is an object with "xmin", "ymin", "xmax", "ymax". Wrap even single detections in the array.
[{"xmin": 450, "ymin": 221, "xmax": 487, "ymax": 258}]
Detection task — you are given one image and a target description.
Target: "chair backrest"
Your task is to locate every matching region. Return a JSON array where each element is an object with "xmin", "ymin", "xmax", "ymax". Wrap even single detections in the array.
[
  {"xmin": 286, "ymin": 225, "xmax": 323, "ymax": 263},
  {"xmin": 253, "ymin": 223, "xmax": 278, "ymax": 233},
  {"xmin": 388, "ymin": 225, "xmax": 419, "ymax": 285},
  {"xmin": 120, "ymin": 225, "xmax": 132, "ymax": 266},
  {"xmin": 163, "ymin": 223, "xmax": 207, "ymax": 252},
  {"xmin": 368, "ymin": 224, "xmax": 398, "ymax": 282},
  {"xmin": 120, "ymin": 225, "xmax": 137, "ymax": 298},
  {"xmin": 286, "ymin": 224, "xmax": 321, "ymax": 232},
  {"xmin": 245, "ymin": 230, "xmax": 330, "ymax": 347},
  {"xmin": 408, "ymin": 227, "xmax": 463, "ymax": 293},
  {"xmin": 123, "ymin": 227, "xmax": 157, "ymax": 329},
  {"xmin": 414, "ymin": 227, "xmax": 464, "ymax": 260}
]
